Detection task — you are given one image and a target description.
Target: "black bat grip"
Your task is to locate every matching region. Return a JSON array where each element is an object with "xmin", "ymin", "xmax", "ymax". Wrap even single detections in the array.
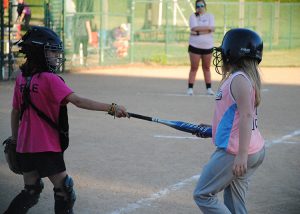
[{"xmin": 128, "ymin": 112, "xmax": 153, "ymax": 121}]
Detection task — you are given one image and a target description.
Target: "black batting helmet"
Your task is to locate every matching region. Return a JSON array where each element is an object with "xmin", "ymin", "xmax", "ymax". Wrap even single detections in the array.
[
  {"xmin": 213, "ymin": 28, "xmax": 263, "ymax": 74},
  {"xmin": 17, "ymin": 26, "xmax": 64, "ymax": 73}
]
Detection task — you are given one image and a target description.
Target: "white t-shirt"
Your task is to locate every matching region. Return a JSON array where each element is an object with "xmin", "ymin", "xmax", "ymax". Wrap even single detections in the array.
[
  {"xmin": 189, "ymin": 13, "xmax": 215, "ymax": 49},
  {"xmin": 66, "ymin": 0, "xmax": 76, "ymax": 14}
]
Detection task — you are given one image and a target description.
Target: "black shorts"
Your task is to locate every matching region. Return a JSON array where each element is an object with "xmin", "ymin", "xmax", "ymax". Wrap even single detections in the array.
[
  {"xmin": 188, "ymin": 45, "xmax": 213, "ymax": 55},
  {"xmin": 16, "ymin": 152, "xmax": 66, "ymax": 178}
]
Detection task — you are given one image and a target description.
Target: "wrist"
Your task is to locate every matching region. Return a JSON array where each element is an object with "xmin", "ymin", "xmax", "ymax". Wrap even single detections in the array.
[
  {"xmin": 238, "ymin": 150, "xmax": 248, "ymax": 157},
  {"xmin": 107, "ymin": 103, "xmax": 119, "ymax": 118},
  {"xmin": 10, "ymin": 136, "xmax": 17, "ymax": 142}
]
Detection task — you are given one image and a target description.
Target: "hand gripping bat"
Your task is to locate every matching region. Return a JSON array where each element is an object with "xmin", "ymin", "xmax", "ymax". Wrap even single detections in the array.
[{"xmin": 128, "ymin": 112, "xmax": 212, "ymax": 138}]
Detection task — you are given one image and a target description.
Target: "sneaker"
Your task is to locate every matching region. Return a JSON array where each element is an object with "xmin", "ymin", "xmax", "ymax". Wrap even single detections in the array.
[
  {"xmin": 187, "ymin": 88, "xmax": 193, "ymax": 96},
  {"xmin": 206, "ymin": 88, "xmax": 215, "ymax": 95}
]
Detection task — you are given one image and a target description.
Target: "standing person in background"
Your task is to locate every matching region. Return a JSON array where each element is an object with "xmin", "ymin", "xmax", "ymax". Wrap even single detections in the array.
[
  {"xmin": 16, "ymin": 0, "xmax": 31, "ymax": 39},
  {"xmin": 187, "ymin": 0, "xmax": 215, "ymax": 96},
  {"xmin": 193, "ymin": 28, "xmax": 265, "ymax": 213},
  {"xmin": 16, "ymin": 0, "xmax": 31, "ymax": 30},
  {"xmin": 113, "ymin": 23, "xmax": 130, "ymax": 58},
  {"xmin": 72, "ymin": 0, "xmax": 93, "ymax": 66},
  {"xmin": 65, "ymin": 0, "xmax": 76, "ymax": 41}
]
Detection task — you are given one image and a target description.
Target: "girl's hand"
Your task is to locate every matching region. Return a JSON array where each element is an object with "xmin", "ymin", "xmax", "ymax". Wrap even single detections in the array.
[
  {"xmin": 193, "ymin": 124, "xmax": 212, "ymax": 138},
  {"xmin": 232, "ymin": 154, "xmax": 248, "ymax": 177},
  {"xmin": 115, "ymin": 105, "xmax": 129, "ymax": 118}
]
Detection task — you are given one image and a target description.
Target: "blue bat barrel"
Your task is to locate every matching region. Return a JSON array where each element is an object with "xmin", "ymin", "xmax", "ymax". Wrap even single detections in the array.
[{"xmin": 155, "ymin": 119, "xmax": 212, "ymax": 138}]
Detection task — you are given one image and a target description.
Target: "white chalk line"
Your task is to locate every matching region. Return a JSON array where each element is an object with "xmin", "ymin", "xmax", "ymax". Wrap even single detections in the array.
[
  {"xmin": 109, "ymin": 175, "xmax": 200, "ymax": 214},
  {"xmin": 137, "ymin": 92, "xmax": 213, "ymax": 97},
  {"xmin": 265, "ymin": 129, "xmax": 300, "ymax": 147},
  {"xmin": 137, "ymin": 89, "xmax": 269, "ymax": 97},
  {"xmin": 108, "ymin": 129, "xmax": 300, "ymax": 214},
  {"xmin": 154, "ymin": 135, "xmax": 199, "ymax": 140}
]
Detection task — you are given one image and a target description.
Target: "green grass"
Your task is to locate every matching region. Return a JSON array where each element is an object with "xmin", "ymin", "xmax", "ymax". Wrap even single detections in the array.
[
  {"xmin": 133, "ymin": 42, "xmax": 300, "ymax": 67},
  {"xmin": 261, "ymin": 48, "xmax": 300, "ymax": 67}
]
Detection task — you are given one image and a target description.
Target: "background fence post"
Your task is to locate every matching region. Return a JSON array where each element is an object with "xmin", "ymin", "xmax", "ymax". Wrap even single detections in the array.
[
  {"xmin": 8, "ymin": 0, "xmax": 12, "ymax": 78},
  {"xmin": 0, "ymin": 0, "xmax": 3, "ymax": 80},
  {"xmin": 273, "ymin": 1, "xmax": 280, "ymax": 46},
  {"xmin": 129, "ymin": 0, "xmax": 135, "ymax": 64},
  {"xmin": 239, "ymin": 0, "xmax": 245, "ymax": 28},
  {"xmin": 288, "ymin": 3, "xmax": 292, "ymax": 49},
  {"xmin": 165, "ymin": 0, "xmax": 169, "ymax": 63},
  {"xmin": 256, "ymin": 1, "xmax": 262, "ymax": 36},
  {"xmin": 269, "ymin": 3, "xmax": 274, "ymax": 50},
  {"xmin": 99, "ymin": 0, "xmax": 108, "ymax": 65}
]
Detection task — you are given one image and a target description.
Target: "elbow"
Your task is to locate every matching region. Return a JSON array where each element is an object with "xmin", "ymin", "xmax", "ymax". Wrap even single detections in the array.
[
  {"xmin": 66, "ymin": 93, "xmax": 84, "ymax": 108},
  {"xmin": 11, "ymin": 108, "xmax": 20, "ymax": 117},
  {"xmin": 73, "ymin": 99, "xmax": 83, "ymax": 108},
  {"xmin": 209, "ymin": 27, "xmax": 215, "ymax": 32},
  {"xmin": 11, "ymin": 108, "xmax": 20, "ymax": 125},
  {"xmin": 73, "ymin": 97, "xmax": 88, "ymax": 109}
]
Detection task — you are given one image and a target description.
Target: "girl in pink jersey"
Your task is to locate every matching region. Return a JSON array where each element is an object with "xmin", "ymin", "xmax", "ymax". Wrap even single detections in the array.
[
  {"xmin": 4, "ymin": 26, "xmax": 128, "ymax": 214},
  {"xmin": 193, "ymin": 28, "xmax": 265, "ymax": 213},
  {"xmin": 187, "ymin": 0, "xmax": 215, "ymax": 96}
]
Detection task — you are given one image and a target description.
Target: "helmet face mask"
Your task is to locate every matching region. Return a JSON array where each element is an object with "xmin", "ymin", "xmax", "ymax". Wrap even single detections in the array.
[
  {"xmin": 17, "ymin": 26, "xmax": 64, "ymax": 73},
  {"xmin": 44, "ymin": 43, "xmax": 64, "ymax": 73},
  {"xmin": 213, "ymin": 28, "xmax": 263, "ymax": 75},
  {"xmin": 212, "ymin": 47, "xmax": 223, "ymax": 75}
]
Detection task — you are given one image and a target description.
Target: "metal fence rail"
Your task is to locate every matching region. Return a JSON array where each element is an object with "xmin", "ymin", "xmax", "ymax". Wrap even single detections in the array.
[
  {"xmin": 1, "ymin": 0, "xmax": 300, "ymax": 80},
  {"xmin": 0, "ymin": 0, "xmax": 47, "ymax": 80},
  {"xmin": 63, "ymin": 0, "xmax": 300, "ymax": 68}
]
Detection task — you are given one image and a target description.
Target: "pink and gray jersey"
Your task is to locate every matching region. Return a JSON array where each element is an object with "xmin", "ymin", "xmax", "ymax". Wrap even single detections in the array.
[
  {"xmin": 13, "ymin": 72, "xmax": 73, "ymax": 153},
  {"xmin": 189, "ymin": 13, "xmax": 214, "ymax": 49},
  {"xmin": 212, "ymin": 71, "xmax": 264, "ymax": 155}
]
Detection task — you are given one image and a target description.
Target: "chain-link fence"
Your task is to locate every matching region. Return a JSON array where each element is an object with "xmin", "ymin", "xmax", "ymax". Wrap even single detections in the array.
[
  {"xmin": 64, "ymin": 0, "xmax": 300, "ymax": 68},
  {"xmin": 1, "ymin": 0, "xmax": 300, "ymax": 80},
  {"xmin": 0, "ymin": 0, "xmax": 48, "ymax": 80}
]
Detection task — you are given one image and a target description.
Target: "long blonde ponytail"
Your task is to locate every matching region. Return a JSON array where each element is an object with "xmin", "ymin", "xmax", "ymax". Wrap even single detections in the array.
[{"xmin": 231, "ymin": 59, "xmax": 261, "ymax": 107}]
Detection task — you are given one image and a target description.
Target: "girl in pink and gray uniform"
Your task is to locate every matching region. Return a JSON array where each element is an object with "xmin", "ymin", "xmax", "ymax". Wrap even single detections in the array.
[
  {"xmin": 187, "ymin": 0, "xmax": 215, "ymax": 96},
  {"xmin": 193, "ymin": 28, "xmax": 265, "ymax": 213}
]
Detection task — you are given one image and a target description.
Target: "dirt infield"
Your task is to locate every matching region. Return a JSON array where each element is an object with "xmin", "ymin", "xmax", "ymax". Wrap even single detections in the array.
[
  {"xmin": 72, "ymin": 65, "xmax": 300, "ymax": 85},
  {"xmin": 0, "ymin": 66, "xmax": 299, "ymax": 213}
]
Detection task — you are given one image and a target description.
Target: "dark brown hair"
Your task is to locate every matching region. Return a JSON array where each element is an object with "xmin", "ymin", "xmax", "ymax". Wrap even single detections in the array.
[{"xmin": 195, "ymin": 0, "xmax": 207, "ymax": 16}]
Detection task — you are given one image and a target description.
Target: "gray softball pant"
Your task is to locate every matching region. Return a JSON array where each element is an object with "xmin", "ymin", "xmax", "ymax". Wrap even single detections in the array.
[{"xmin": 193, "ymin": 147, "xmax": 265, "ymax": 214}]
